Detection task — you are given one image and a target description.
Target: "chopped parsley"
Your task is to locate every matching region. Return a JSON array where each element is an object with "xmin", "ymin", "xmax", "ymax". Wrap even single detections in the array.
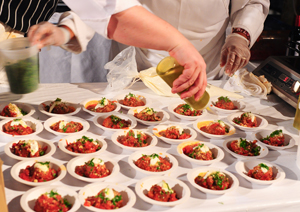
[
  {"xmin": 37, "ymin": 161, "xmax": 50, "ymax": 166},
  {"xmin": 110, "ymin": 115, "xmax": 121, "ymax": 125},
  {"xmin": 55, "ymin": 98, "xmax": 62, "ymax": 102},
  {"xmin": 259, "ymin": 163, "xmax": 269, "ymax": 170},
  {"xmin": 86, "ymin": 158, "xmax": 95, "ymax": 167},
  {"xmin": 149, "ymin": 153, "xmax": 159, "ymax": 159},
  {"xmin": 20, "ymin": 108, "xmax": 28, "ymax": 116},
  {"xmin": 218, "ymin": 96, "xmax": 231, "ymax": 102},
  {"xmin": 211, "ymin": 172, "xmax": 225, "ymax": 189},
  {"xmin": 100, "ymin": 97, "xmax": 106, "ymax": 106}
]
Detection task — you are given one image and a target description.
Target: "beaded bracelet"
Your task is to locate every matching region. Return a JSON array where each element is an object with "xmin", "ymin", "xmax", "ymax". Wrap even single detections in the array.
[{"xmin": 232, "ymin": 27, "xmax": 251, "ymax": 45}]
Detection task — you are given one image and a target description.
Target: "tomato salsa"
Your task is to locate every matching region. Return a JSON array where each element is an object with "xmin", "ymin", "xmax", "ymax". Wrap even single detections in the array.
[
  {"xmin": 102, "ymin": 115, "xmax": 131, "ymax": 129},
  {"xmin": 10, "ymin": 140, "xmax": 47, "ymax": 157},
  {"xmin": 183, "ymin": 143, "xmax": 214, "ymax": 160},
  {"xmin": 134, "ymin": 153, "xmax": 172, "ymax": 172},
  {"xmin": 65, "ymin": 136, "xmax": 101, "ymax": 153},
  {"xmin": 43, "ymin": 98, "xmax": 75, "ymax": 114},
  {"xmin": 261, "ymin": 130, "xmax": 285, "ymax": 146},
  {"xmin": 147, "ymin": 180, "xmax": 178, "ymax": 202},
  {"xmin": 195, "ymin": 171, "xmax": 231, "ymax": 190},
  {"xmin": 86, "ymin": 97, "xmax": 117, "ymax": 113},
  {"xmin": 19, "ymin": 161, "xmax": 58, "ymax": 182},
  {"xmin": 75, "ymin": 158, "xmax": 110, "ymax": 178},
  {"xmin": 174, "ymin": 103, "xmax": 203, "ymax": 116},
  {"xmin": 158, "ymin": 126, "xmax": 191, "ymax": 139},
  {"xmin": 3, "ymin": 119, "xmax": 34, "ymax": 135},
  {"xmin": 117, "ymin": 130, "xmax": 149, "ymax": 147},
  {"xmin": 134, "ymin": 107, "xmax": 161, "ymax": 121},
  {"xmin": 84, "ymin": 188, "xmax": 123, "ymax": 209},
  {"xmin": 229, "ymin": 138, "xmax": 261, "ymax": 156},
  {"xmin": 200, "ymin": 120, "xmax": 229, "ymax": 135},
  {"xmin": 0, "ymin": 103, "xmax": 27, "ymax": 117},
  {"xmin": 50, "ymin": 120, "xmax": 83, "ymax": 133},
  {"xmin": 214, "ymin": 96, "xmax": 237, "ymax": 110},
  {"xmin": 120, "ymin": 93, "xmax": 145, "ymax": 107},
  {"xmin": 247, "ymin": 163, "xmax": 274, "ymax": 181},
  {"xmin": 233, "ymin": 112, "xmax": 257, "ymax": 127}
]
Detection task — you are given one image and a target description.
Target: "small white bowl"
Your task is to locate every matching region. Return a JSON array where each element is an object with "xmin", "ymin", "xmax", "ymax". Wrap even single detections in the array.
[
  {"xmin": 187, "ymin": 167, "xmax": 239, "ymax": 195},
  {"xmin": 38, "ymin": 100, "xmax": 81, "ymax": 117},
  {"xmin": 10, "ymin": 159, "xmax": 67, "ymax": 186},
  {"xmin": 193, "ymin": 119, "xmax": 236, "ymax": 139},
  {"xmin": 223, "ymin": 137, "xmax": 269, "ymax": 159},
  {"xmin": 177, "ymin": 141, "xmax": 224, "ymax": 165},
  {"xmin": 152, "ymin": 123, "xmax": 197, "ymax": 145},
  {"xmin": 58, "ymin": 132, "xmax": 107, "ymax": 157},
  {"xmin": 93, "ymin": 112, "xmax": 137, "ymax": 132},
  {"xmin": 81, "ymin": 98, "xmax": 121, "ymax": 116},
  {"xmin": 167, "ymin": 101, "xmax": 208, "ymax": 121},
  {"xmin": 0, "ymin": 102, "xmax": 35, "ymax": 120},
  {"xmin": 20, "ymin": 185, "xmax": 81, "ymax": 212},
  {"xmin": 128, "ymin": 150, "xmax": 178, "ymax": 176},
  {"xmin": 115, "ymin": 92, "xmax": 152, "ymax": 110},
  {"xmin": 0, "ymin": 117, "xmax": 43, "ymax": 137},
  {"xmin": 127, "ymin": 106, "xmax": 170, "ymax": 126},
  {"xmin": 67, "ymin": 155, "xmax": 120, "ymax": 183},
  {"xmin": 4, "ymin": 138, "xmax": 56, "ymax": 160},
  {"xmin": 208, "ymin": 96, "xmax": 246, "ymax": 114},
  {"xmin": 44, "ymin": 116, "xmax": 90, "ymax": 136},
  {"xmin": 111, "ymin": 129, "xmax": 158, "ymax": 151},
  {"xmin": 252, "ymin": 130, "xmax": 296, "ymax": 150},
  {"xmin": 235, "ymin": 159, "xmax": 286, "ymax": 185},
  {"xmin": 78, "ymin": 182, "xmax": 136, "ymax": 212},
  {"xmin": 135, "ymin": 176, "xmax": 191, "ymax": 207},
  {"xmin": 227, "ymin": 112, "xmax": 268, "ymax": 132}
]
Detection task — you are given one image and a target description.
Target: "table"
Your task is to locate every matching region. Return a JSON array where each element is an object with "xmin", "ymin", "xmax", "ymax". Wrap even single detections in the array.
[{"xmin": 1, "ymin": 81, "xmax": 299, "ymax": 212}]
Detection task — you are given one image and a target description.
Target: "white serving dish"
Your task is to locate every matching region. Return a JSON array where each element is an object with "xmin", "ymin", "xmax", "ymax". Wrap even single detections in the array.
[
  {"xmin": 208, "ymin": 96, "xmax": 246, "ymax": 114},
  {"xmin": 0, "ymin": 102, "xmax": 35, "ymax": 120},
  {"xmin": 38, "ymin": 100, "xmax": 81, "ymax": 117},
  {"xmin": 167, "ymin": 101, "xmax": 208, "ymax": 121},
  {"xmin": 81, "ymin": 98, "xmax": 121, "ymax": 116},
  {"xmin": 227, "ymin": 112, "xmax": 268, "ymax": 132},
  {"xmin": 115, "ymin": 92, "xmax": 152, "ymax": 110}
]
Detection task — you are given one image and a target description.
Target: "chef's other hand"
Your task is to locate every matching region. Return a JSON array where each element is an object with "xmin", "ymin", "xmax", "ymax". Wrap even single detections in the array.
[
  {"xmin": 28, "ymin": 22, "xmax": 72, "ymax": 49},
  {"xmin": 169, "ymin": 40, "xmax": 207, "ymax": 101},
  {"xmin": 220, "ymin": 33, "xmax": 250, "ymax": 77}
]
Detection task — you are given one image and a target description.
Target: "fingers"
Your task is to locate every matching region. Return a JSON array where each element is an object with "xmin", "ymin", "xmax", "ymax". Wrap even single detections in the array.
[
  {"xmin": 172, "ymin": 66, "xmax": 198, "ymax": 95},
  {"xmin": 224, "ymin": 51, "xmax": 236, "ymax": 76}
]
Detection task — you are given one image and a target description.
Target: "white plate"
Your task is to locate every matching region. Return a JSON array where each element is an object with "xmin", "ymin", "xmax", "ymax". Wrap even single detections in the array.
[
  {"xmin": 227, "ymin": 112, "xmax": 268, "ymax": 132},
  {"xmin": 167, "ymin": 101, "xmax": 208, "ymax": 121},
  {"xmin": 58, "ymin": 132, "xmax": 107, "ymax": 157},
  {"xmin": 127, "ymin": 106, "xmax": 170, "ymax": 126},
  {"xmin": 135, "ymin": 176, "xmax": 191, "ymax": 207},
  {"xmin": 152, "ymin": 123, "xmax": 197, "ymax": 145},
  {"xmin": 128, "ymin": 149, "xmax": 178, "ymax": 176},
  {"xmin": 11, "ymin": 159, "xmax": 67, "ymax": 187},
  {"xmin": 208, "ymin": 96, "xmax": 246, "ymax": 114},
  {"xmin": 187, "ymin": 166, "xmax": 239, "ymax": 195},
  {"xmin": 81, "ymin": 98, "xmax": 121, "ymax": 116},
  {"xmin": 0, "ymin": 117, "xmax": 43, "ymax": 137},
  {"xmin": 38, "ymin": 100, "xmax": 81, "ymax": 117},
  {"xmin": 115, "ymin": 92, "xmax": 152, "ymax": 110},
  {"xmin": 0, "ymin": 102, "xmax": 35, "ymax": 120},
  {"xmin": 78, "ymin": 182, "xmax": 136, "ymax": 212},
  {"xmin": 177, "ymin": 141, "xmax": 224, "ymax": 165},
  {"xmin": 223, "ymin": 137, "xmax": 269, "ymax": 159},
  {"xmin": 93, "ymin": 112, "xmax": 137, "ymax": 132},
  {"xmin": 67, "ymin": 155, "xmax": 120, "ymax": 183},
  {"xmin": 4, "ymin": 138, "xmax": 56, "ymax": 160},
  {"xmin": 193, "ymin": 119, "xmax": 236, "ymax": 139},
  {"xmin": 111, "ymin": 129, "xmax": 157, "ymax": 151},
  {"xmin": 20, "ymin": 185, "xmax": 81, "ymax": 212},
  {"xmin": 44, "ymin": 116, "xmax": 90, "ymax": 136},
  {"xmin": 235, "ymin": 159, "xmax": 286, "ymax": 185},
  {"xmin": 252, "ymin": 129, "xmax": 296, "ymax": 150}
]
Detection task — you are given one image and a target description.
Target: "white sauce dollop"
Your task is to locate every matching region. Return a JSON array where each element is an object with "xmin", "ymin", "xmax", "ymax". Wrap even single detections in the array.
[
  {"xmin": 34, "ymin": 162, "xmax": 49, "ymax": 172},
  {"xmin": 104, "ymin": 188, "xmax": 115, "ymax": 200},
  {"xmin": 11, "ymin": 119, "xmax": 27, "ymax": 128},
  {"xmin": 59, "ymin": 121, "xmax": 69, "ymax": 129},
  {"xmin": 27, "ymin": 140, "xmax": 39, "ymax": 155}
]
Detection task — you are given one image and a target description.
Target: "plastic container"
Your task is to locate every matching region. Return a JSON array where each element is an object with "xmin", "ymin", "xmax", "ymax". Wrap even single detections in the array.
[{"xmin": 0, "ymin": 37, "xmax": 39, "ymax": 94}]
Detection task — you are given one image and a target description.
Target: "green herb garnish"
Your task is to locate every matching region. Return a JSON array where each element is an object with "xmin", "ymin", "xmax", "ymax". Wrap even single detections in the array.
[{"xmin": 259, "ymin": 163, "xmax": 269, "ymax": 170}]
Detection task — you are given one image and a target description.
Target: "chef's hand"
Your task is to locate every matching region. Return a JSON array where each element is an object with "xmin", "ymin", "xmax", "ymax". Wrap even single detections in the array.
[
  {"xmin": 28, "ymin": 22, "xmax": 73, "ymax": 49},
  {"xmin": 169, "ymin": 40, "xmax": 207, "ymax": 101},
  {"xmin": 220, "ymin": 33, "xmax": 251, "ymax": 77}
]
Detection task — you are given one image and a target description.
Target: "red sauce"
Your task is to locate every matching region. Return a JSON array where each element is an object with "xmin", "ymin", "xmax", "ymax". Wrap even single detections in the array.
[
  {"xmin": 261, "ymin": 130, "xmax": 285, "ymax": 146},
  {"xmin": 75, "ymin": 158, "xmax": 110, "ymax": 178},
  {"xmin": 214, "ymin": 96, "xmax": 237, "ymax": 110},
  {"xmin": 233, "ymin": 112, "xmax": 257, "ymax": 127},
  {"xmin": 86, "ymin": 99, "xmax": 116, "ymax": 113},
  {"xmin": 158, "ymin": 126, "xmax": 191, "ymax": 139},
  {"xmin": 195, "ymin": 171, "xmax": 231, "ymax": 190},
  {"xmin": 200, "ymin": 121, "xmax": 228, "ymax": 135},
  {"xmin": 0, "ymin": 103, "xmax": 27, "ymax": 117},
  {"xmin": 117, "ymin": 130, "xmax": 149, "ymax": 147},
  {"xmin": 19, "ymin": 162, "xmax": 58, "ymax": 182},
  {"xmin": 134, "ymin": 108, "xmax": 161, "ymax": 121},
  {"xmin": 247, "ymin": 163, "xmax": 274, "ymax": 180},
  {"xmin": 50, "ymin": 121, "xmax": 83, "ymax": 133},
  {"xmin": 84, "ymin": 189, "xmax": 123, "ymax": 209},
  {"xmin": 229, "ymin": 138, "xmax": 261, "ymax": 156},
  {"xmin": 102, "ymin": 115, "xmax": 130, "ymax": 129},
  {"xmin": 10, "ymin": 140, "xmax": 47, "ymax": 157},
  {"xmin": 3, "ymin": 120, "xmax": 34, "ymax": 135},
  {"xmin": 134, "ymin": 153, "xmax": 172, "ymax": 172},
  {"xmin": 183, "ymin": 143, "xmax": 214, "ymax": 160},
  {"xmin": 34, "ymin": 190, "xmax": 71, "ymax": 212},
  {"xmin": 147, "ymin": 184, "xmax": 178, "ymax": 202},
  {"xmin": 65, "ymin": 136, "xmax": 101, "ymax": 153},
  {"xmin": 174, "ymin": 104, "xmax": 203, "ymax": 116},
  {"xmin": 120, "ymin": 93, "xmax": 145, "ymax": 107}
]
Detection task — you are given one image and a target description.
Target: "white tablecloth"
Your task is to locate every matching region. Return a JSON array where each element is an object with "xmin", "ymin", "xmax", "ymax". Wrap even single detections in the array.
[{"xmin": 0, "ymin": 81, "xmax": 299, "ymax": 212}]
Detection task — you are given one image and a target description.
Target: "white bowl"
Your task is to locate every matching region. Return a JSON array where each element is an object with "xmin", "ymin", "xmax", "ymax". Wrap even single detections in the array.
[
  {"xmin": 20, "ymin": 185, "xmax": 81, "ymax": 212},
  {"xmin": 93, "ymin": 112, "xmax": 137, "ymax": 132},
  {"xmin": 152, "ymin": 123, "xmax": 197, "ymax": 145},
  {"xmin": 81, "ymin": 98, "xmax": 121, "ymax": 116},
  {"xmin": 223, "ymin": 137, "xmax": 269, "ymax": 159},
  {"xmin": 127, "ymin": 106, "xmax": 170, "ymax": 126},
  {"xmin": 167, "ymin": 101, "xmax": 208, "ymax": 121},
  {"xmin": 111, "ymin": 129, "xmax": 158, "ymax": 151},
  {"xmin": 187, "ymin": 166, "xmax": 239, "ymax": 195},
  {"xmin": 78, "ymin": 182, "xmax": 136, "ymax": 212},
  {"xmin": 252, "ymin": 129, "xmax": 296, "ymax": 150},
  {"xmin": 115, "ymin": 92, "xmax": 152, "ymax": 110},
  {"xmin": 4, "ymin": 138, "xmax": 56, "ymax": 160},
  {"xmin": 128, "ymin": 150, "xmax": 178, "ymax": 176},
  {"xmin": 67, "ymin": 155, "xmax": 120, "ymax": 183},
  {"xmin": 208, "ymin": 96, "xmax": 246, "ymax": 114},
  {"xmin": 227, "ymin": 112, "xmax": 268, "ymax": 132},
  {"xmin": 0, "ymin": 117, "xmax": 43, "ymax": 137},
  {"xmin": 44, "ymin": 116, "xmax": 90, "ymax": 136},
  {"xmin": 135, "ymin": 176, "xmax": 191, "ymax": 206},
  {"xmin": 193, "ymin": 119, "xmax": 236, "ymax": 139},
  {"xmin": 0, "ymin": 102, "xmax": 35, "ymax": 120},
  {"xmin": 38, "ymin": 100, "xmax": 81, "ymax": 117},
  {"xmin": 58, "ymin": 132, "xmax": 107, "ymax": 156},
  {"xmin": 177, "ymin": 141, "xmax": 224, "ymax": 165},
  {"xmin": 235, "ymin": 159, "xmax": 286, "ymax": 185},
  {"xmin": 10, "ymin": 159, "xmax": 67, "ymax": 186}
]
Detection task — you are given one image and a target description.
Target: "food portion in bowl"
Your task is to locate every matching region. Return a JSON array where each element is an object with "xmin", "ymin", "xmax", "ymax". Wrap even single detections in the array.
[
  {"xmin": 42, "ymin": 98, "xmax": 75, "ymax": 114},
  {"xmin": 260, "ymin": 130, "xmax": 285, "ymax": 147},
  {"xmin": 229, "ymin": 138, "xmax": 261, "ymax": 156},
  {"xmin": 65, "ymin": 135, "xmax": 102, "ymax": 154},
  {"xmin": 34, "ymin": 190, "xmax": 72, "ymax": 212},
  {"xmin": 0, "ymin": 103, "xmax": 28, "ymax": 117},
  {"xmin": 3, "ymin": 119, "xmax": 35, "ymax": 135},
  {"xmin": 135, "ymin": 153, "xmax": 172, "ymax": 172},
  {"xmin": 194, "ymin": 170, "xmax": 231, "ymax": 190},
  {"xmin": 214, "ymin": 96, "xmax": 238, "ymax": 110},
  {"xmin": 134, "ymin": 107, "xmax": 161, "ymax": 122},
  {"xmin": 233, "ymin": 112, "xmax": 257, "ymax": 128},
  {"xmin": 10, "ymin": 139, "xmax": 47, "ymax": 157},
  {"xmin": 247, "ymin": 163, "xmax": 274, "ymax": 181},
  {"xmin": 19, "ymin": 161, "xmax": 58, "ymax": 182},
  {"xmin": 50, "ymin": 120, "xmax": 83, "ymax": 133},
  {"xmin": 173, "ymin": 103, "xmax": 203, "ymax": 116},
  {"xmin": 182, "ymin": 143, "xmax": 214, "ymax": 161},
  {"xmin": 120, "ymin": 92, "xmax": 145, "ymax": 107},
  {"xmin": 102, "ymin": 115, "xmax": 131, "ymax": 129},
  {"xmin": 158, "ymin": 125, "xmax": 191, "ymax": 139},
  {"xmin": 75, "ymin": 158, "xmax": 110, "ymax": 179},
  {"xmin": 200, "ymin": 120, "xmax": 229, "ymax": 135},
  {"xmin": 85, "ymin": 97, "xmax": 117, "ymax": 113},
  {"xmin": 84, "ymin": 187, "xmax": 124, "ymax": 209},
  {"xmin": 147, "ymin": 180, "xmax": 178, "ymax": 202},
  {"xmin": 117, "ymin": 130, "xmax": 149, "ymax": 147}
]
